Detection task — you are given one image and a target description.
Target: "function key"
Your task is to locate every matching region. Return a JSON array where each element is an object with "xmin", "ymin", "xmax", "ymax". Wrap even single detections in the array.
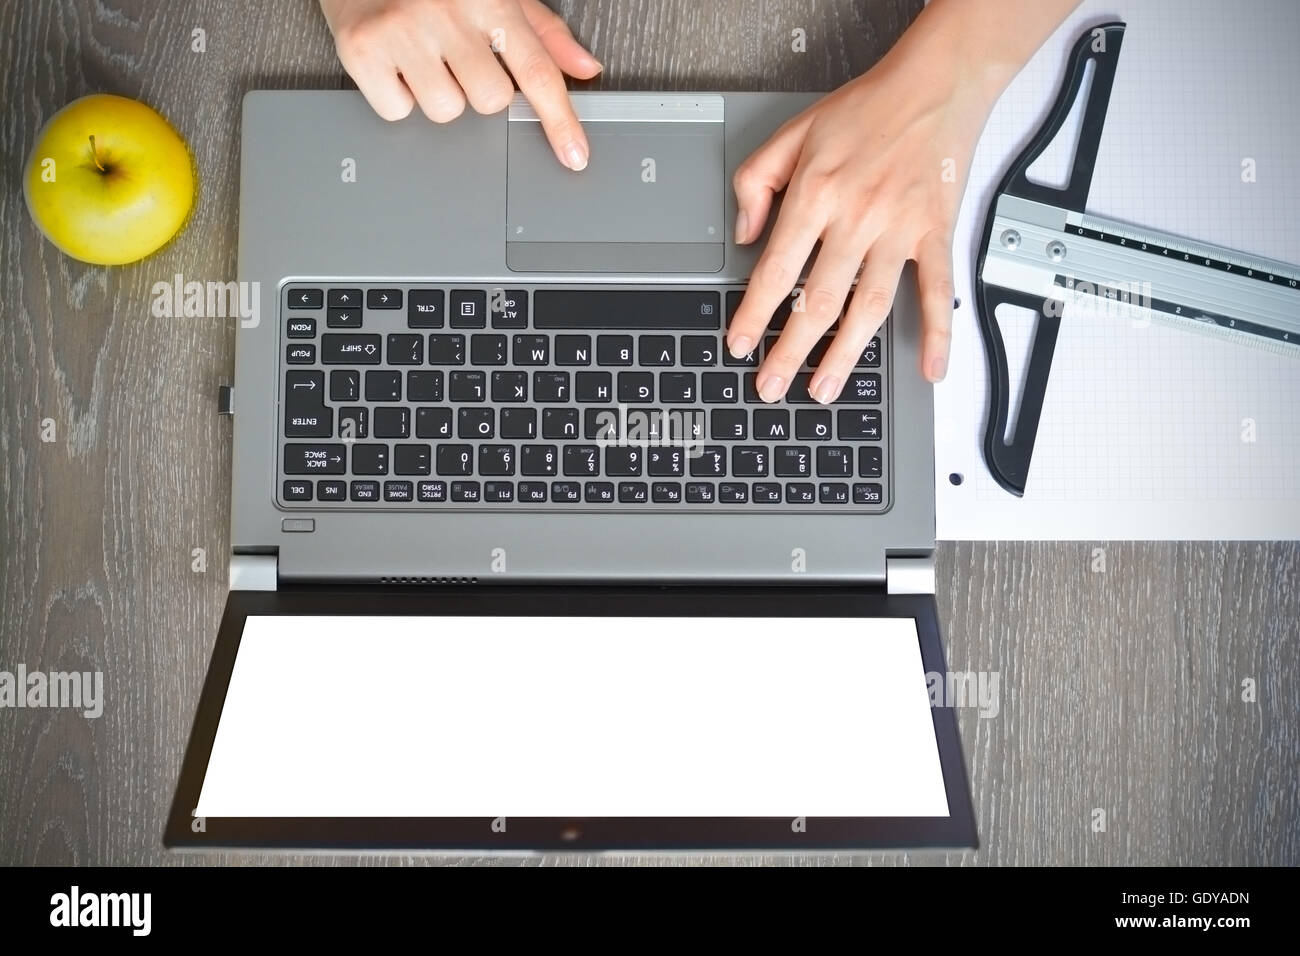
[
  {"xmin": 326, "ymin": 307, "xmax": 362, "ymax": 328},
  {"xmin": 450, "ymin": 289, "xmax": 487, "ymax": 328},
  {"xmin": 288, "ymin": 288, "xmax": 322, "ymax": 309},
  {"xmin": 685, "ymin": 482, "xmax": 715, "ymax": 503},
  {"xmin": 328, "ymin": 288, "xmax": 362, "ymax": 308},
  {"xmin": 408, "ymin": 289, "xmax": 445, "ymax": 328},
  {"xmin": 490, "ymin": 289, "xmax": 529, "ymax": 328},
  {"xmin": 283, "ymin": 479, "xmax": 313, "ymax": 501},
  {"xmin": 819, "ymin": 482, "xmax": 850, "ymax": 504},
  {"xmin": 368, "ymin": 288, "xmax": 402, "ymax": 310},
  {"xmin": 286, "ymin": 317, "xmax": 317, "ymax": 338},
  {"xmin": 853, "ymin": 483, "xmax": 884, "ymax": 505}
]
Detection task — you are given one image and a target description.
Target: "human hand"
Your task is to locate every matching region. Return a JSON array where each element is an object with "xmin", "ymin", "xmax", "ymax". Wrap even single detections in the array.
[{"xmin": 320, "ymin": 0, "xmax": 601, "ymax": 170}]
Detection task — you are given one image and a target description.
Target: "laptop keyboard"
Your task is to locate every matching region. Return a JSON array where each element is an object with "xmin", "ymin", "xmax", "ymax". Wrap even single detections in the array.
[{"xmin": 278, "ymin": 284, "xmax": 890, "ymax": 512}]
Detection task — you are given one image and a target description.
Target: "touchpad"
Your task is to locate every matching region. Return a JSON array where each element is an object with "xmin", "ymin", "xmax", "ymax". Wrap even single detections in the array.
[{"xmin": 506, "ymin": 94, "xmax": 724, "ymax": 273}]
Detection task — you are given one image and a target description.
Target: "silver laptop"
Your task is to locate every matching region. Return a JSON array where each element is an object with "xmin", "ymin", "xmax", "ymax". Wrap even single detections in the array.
[{"xmin": 166, "ymin": 90, "xmax": 976, "ymax": 852}]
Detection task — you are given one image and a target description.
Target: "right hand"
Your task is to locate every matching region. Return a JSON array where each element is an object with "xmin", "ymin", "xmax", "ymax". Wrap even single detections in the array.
[{"xmin": 319, "ymin": 0, "xmax": 601, "ymax": 170}]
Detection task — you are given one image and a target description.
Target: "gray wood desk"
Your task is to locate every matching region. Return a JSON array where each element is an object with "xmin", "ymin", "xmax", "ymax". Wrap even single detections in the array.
[{"xmin": 0, "ymin": 0, "xmax": 1295, "ymax": 866}]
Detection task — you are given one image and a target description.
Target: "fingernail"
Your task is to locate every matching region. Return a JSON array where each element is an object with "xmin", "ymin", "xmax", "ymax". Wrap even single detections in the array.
[
  {"xmin": 735, "ymin": 209, "xmax": 749, "ymax": 243},
  {"xmin": 729, "ymin": 335, "xmax": 753, "ymax": 359},
  {"xmin": 565, "ymin": 141, "xmax": 588, "ymax": 171},
  {"xmin": 588, "ymin": 56, "xmax": 604, "ymax": 73},
  {"xmin": 758, "ymin": 375, "xmax": 785, "ymax": 403},
  {"xmin": 812, "ymin": 375, "xmax": 841, "ymax": 405},
  {"xmin": 929, "ymin": 355, "xmax": 947, "ymax": 381}
]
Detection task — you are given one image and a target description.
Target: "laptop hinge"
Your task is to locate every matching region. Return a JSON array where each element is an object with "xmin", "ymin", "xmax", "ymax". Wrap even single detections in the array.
[
  {"xmin": 886, "ymin": 555, "xmax": 935, "ymax": 595},
  {"xmin": 230, "ymin": 553, "xmax": 277, "ymax": 591}
]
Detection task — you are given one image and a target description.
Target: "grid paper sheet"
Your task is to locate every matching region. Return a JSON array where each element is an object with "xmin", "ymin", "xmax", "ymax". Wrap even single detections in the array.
[{"xmin": 935, "ymin": 0, "xmax": 1300, "ymax": 540}]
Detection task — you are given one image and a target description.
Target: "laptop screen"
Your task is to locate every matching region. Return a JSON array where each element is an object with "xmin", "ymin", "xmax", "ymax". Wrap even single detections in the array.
[{"xmin": 194, "ymin": 615, "xmax": 950, "ymax": 818}]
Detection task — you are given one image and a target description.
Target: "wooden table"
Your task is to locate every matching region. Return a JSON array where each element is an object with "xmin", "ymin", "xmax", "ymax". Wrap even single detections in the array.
[{"xmin": 1, "ymin": 0, "xmax": 1295, "ymax": 866}]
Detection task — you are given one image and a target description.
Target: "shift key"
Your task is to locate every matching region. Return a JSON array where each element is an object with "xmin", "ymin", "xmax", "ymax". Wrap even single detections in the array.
[
  {"xmin": 322, "ymin": 333, "xmax": 382, "ymax": 364},
  {"xmin": 285, "ymin": 443, "xmax": 347, "ymax": 474}
]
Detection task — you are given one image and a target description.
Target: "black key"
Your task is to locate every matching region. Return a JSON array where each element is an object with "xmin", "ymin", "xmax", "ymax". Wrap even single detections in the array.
[
  {"xmin": 373, "ymin": 407, "xmax": 410, "ymax": 439},
  {"xmin": 513, "ymin": 334, "xmax": 550, "ymax": 366},
  {"xmin": 854, "ymin": 483, "xmax": 884, "ymax": 505},
  {"xmin": 551, "ymin": 481, "xmax": 581, "ymax": 503},
  {"xmin": 416, "ymin": 406, "xmax": 453, "ymax": 439},
  {"xmin": 785, "ymin": 482, "xmax": 816, "ymax": 504},
  {"xmin": 605, "ymin": 446, "xmax": 643, "ymax": 477},
  {"xmin": 749, "ymin": 372, "xmax": 816, "ymax": 403},
  {"xmin": 384, "ymin": 480, "xmax": 413, "ymax": 502},
  {"xmin": 718, "ymin": 482, "xmax": 748, "ymax": 503},
  {"xmin": 681, "ymin": 336, "xmax": 719, "ymax": 366},
  {"xmin": 350, "ymin": 480, "xmax": 380, "ymax": 502},
  {"xmin": 754, "ymin": 409, "xmax": 790, "ymax": 440},
  {"xmin": 450, "ymin": 289, "xmax": 487, "ymax": 328},
  {"xmin": 533, "ymin": 371, "xmax": 569, "ymax": 403},
  {"xmin": 449, "ymin": 370, "xmax": 487, "ymax": 402},
  {"xmin": 330, "ymin": 369, "xmax": 360, "ymax": 402},
  {"xmin": 555, "ymin": 335, "xmax": 592, "ymax": 366},
  {"xmin": 542, "ymin": 407, "xmax": 579, "ymax": 439},
  {"xmin": 351, "ymin": 443, "xmax": 389, "ymax": 475},
  {"xmin": 427, "ymin": 334, "xmax": 466, "ymax": 365},
  {"xmin": 328, "ymin": 288, "xmax": 361, "ymax": 308},
  {"xmin": 686, "ymin": 482, "xmax": 716, "ymax": 503},
  {"xmin": 322, "ymin": 333, "xmax": 381, "ymax": 364},
  {"xmin": 648, "ymin": 447, "xmax": 684, "ymax": 477},
  {"xmin": 387, "ymin": 333, "xmax": 423, "ymax": 365},
  {"xmin": 584, "ymin": 481, "xmax": 615, "ymax": 503},
  {"xmin": 639, "ymin": 336, "xmax": 675, "ymax": 366},
  {"xmin": 711, "ymin": 409, "xmax": 747, "ymax": 440},
  {"xmin": 774, "ymin": 445, "xmax": 812, "ymax": 477},
  {"xmin": 690, "ymin": 445, "xmax": 727, "ymax": 477},
  {"xmin": 451, "ymin": 480, "xmax": 481, "ymax": 502},
  {"xmin": 659, "ymin": 372, "xmax": 696, "ymax": 403},
  {"xmin": 817, "ymin": 446, "xmax": 853, "ymax": 477},
  {"xmin": 597, "ymin": 335, "xmax": 634, "ymax": 366},
  {"xmin": 394, "ymin": 444, "xmax": 431, "ymax": 476},
  {"xmin": 521, "ymin": 444, "xmax": 558, "ymax": 476},
  {"xmin": 702, "ymin": 372, "xmax": 739, "ymax": 403},
  {"xmin": 288, "ymin": 288, "xmax": 322, "ymax": 309},
  {"xmin": 669, "ymin": 409, "xmax": 706, "ymax": 445},
  {"xmin": 518, "ymin": 481, "xmax": 548, "ymax": 503},
  {"xmin": 838, "ymin": 373, "xmax": 881, "ymax": 403},
  {"xmin": 326, "ymin": 308, "xmax": 362, "ymax": 329},
  {"xmin": 284, "ymin": 443, "xmax": 345, "ymax": 474},
  {"xmin": 471, "ymin": 334, "xmax": 508, "ymax": 366},
  {"xmin": 485, "ymin": 373, "xmax": 524, "ymax": 405},
  {"xmin": 723, "ymin": 343, "xmax": 758, "ymax": 367},
  {"xmin": 618, "ymin": 481, "xmax": 649, "ymax": 503},
  {"xmin": 563, "ymin": 445, "xmax": 601, "ymax": 477},
  {"xmin": 753, "ymin": 482, "xmax": 782, "ymax": 503},
  {"xmin": 575, "ymin": 372, "xmax": 612, "ymax": 402},
  {"xmin": 407, "ymin": 370, "xmax": 443, "ymax": 402},
  {"xmin": 437, "ymin": 445, "xmax": 474, "ymax": 476},
  {"xmin": 859, "ymin": 446, "xmax": 883, "ymax": 478},
  {"xmin": 417, "ymin": 480, "xmax": 447, "ymax": 502},
  {"xmin": 732, "ymin": 446, "xmax": 768, "ymax": 477},
  {"xmin": 838, "ymin": 409, "xmax": 882, "ymax": 441},
  {"xmin": 796, "ymin": 408, "xmax": 832, "ymax": 440},
  {"xmin": 490, "ymin": 288, "xmax": 528, "ymax": 329},
  {"xmin": 618, "ymin": 372, "xmax": 654, "ymax": 403},
  {"xmin": 365, "ymin": 370, "xmax": 402, "ymax": 402},
  {"xmin": 368, "ymin": 288, "xmax": 401, "ymax": 310},
  {"xmin": 285, "ymin": 370, "xmax": 331, "ymax": 438},
  {"xmin": 535, "ymin": 290, "xmax": 721, "ymax": 329},
  {"xmin": 652, "ymin": 482, "xmax": 682, "ymax": 503},
  {"xmin": 860, "ymin": 337, "xmax": 881, "ymax": 368},
  {"xmin": 500, "ymin": 407, "xmax": 537, "ymax": 439},
  {"xmin": 484, "ymin": 481, "xmax": 514, "ymax": 502},
  {"xmin": 286, "ymin": 317, "xmax": 316, "ymax": 338},
  {"xmin": 408, "ymin": 289, "xmax": 445, "ymax": 329},
  {"xmin": 283, "ymin": 479, "xmax": 312, "ymax": 501},
  {"xmin": 285, "ymin": 343, "xmax": 315, "ymax": 364},
  {"xmin": 317, "ymin": 479, "xmax": 347, "ymax": 501},
  {"xmin": 819, "ymin": 482, "xmax": 850, "ymax": 504},
  {"xmin": 459, "ymin": 407, "xmax": 495, "ymax": 438},
  {"xmin": 337, "ymin": 406, "xmax": 368, "ymax": 440},
  {"xmin": 479, "ymin": 444, "xmax": 515, "ymax": 476}
]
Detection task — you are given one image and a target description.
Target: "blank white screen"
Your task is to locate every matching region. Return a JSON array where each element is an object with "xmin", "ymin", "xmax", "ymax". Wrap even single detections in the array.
[{"xmin": 195, "ymin": 615, "xmax": 950, "ymax": 818}]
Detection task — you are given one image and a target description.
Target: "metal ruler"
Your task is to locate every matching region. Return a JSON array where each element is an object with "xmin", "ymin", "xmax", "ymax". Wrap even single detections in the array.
[{"xmin": 974, "ymin": 21, "xmax": 1300, "ymax": 497}]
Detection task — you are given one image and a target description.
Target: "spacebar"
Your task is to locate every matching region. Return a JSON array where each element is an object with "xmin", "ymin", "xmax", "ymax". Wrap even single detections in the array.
[{"xmin": 534, "ymin": 290, "xmax": 721, "ymax": 329}]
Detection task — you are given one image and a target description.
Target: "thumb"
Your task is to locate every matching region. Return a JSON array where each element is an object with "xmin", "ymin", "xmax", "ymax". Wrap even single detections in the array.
[{"xmin": 732, "ymin": 114, "xmax": 809, "ymax": 244}]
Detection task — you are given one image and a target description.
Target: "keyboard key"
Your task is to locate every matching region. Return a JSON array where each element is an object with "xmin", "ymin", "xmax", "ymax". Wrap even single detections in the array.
[
  {"xmin": 795, "ymin": 408, "xmax": 832, "ymax": 440},
  {"xmin": 690, "ymin": 446, "xmax": 727, "ymax": 477},
  {"xmin": 351, "ymin": 443, "xmax": 389, "ymax": 475},
  {"xmin": 597, "ymin": 335, "xmax": 634, "ymax": 366},
  {"xmin": 838, "ymin": 409, "xmax": 882, "ymax": 441},
  {"xmin": 618, "ymin": 372, "xmax": 654, "ymax": 403},
  {"xmin": 373, "ymin": 407, "xmax": 410, "ymax": 438},
  {"xmin": 648, "ymin": 447, "xmax": 685, "ymax": 477},
  {"xmin": 416, "ymin": 407, "xmax": 452, "ymax": 439},
  {"xmin": 860, "ymin": 337, "xmax": 881, "ymax": 368},
  {"xmin": 322, "ymin": 333, "xmax": 381, "ymax": 364},
  {"xmin": 286, "ymin": 317, "xmax": 316, "ymax": 338},
  {"xmin": 437, "ymin": 445, "xmax": 474, "ymax": 476},
  {"xmin": 458, "ymin": 407, "xmax": 495, "ymax": 438},
  {"xmin": 283, "ymin": 479, "xmax": 312, "ymax": 501},
  {"xmin": 785, "ymin": 482, "xmax": 816, "ymax": 504},
  {"xmin": 639, "ymin": 336, "xmax": 675, "ymax": 366},
  {"xmin": 394, "ymin": 443, "xmax": 431, "ymax": 475},
  {"xmin": 499, "ymin": 407, "xmax": 537, "ymax": 440},
  {"xmin": 284, "ymin": 444, "xmax": 345, "ymax": 474},
  {"xmin": 681, "ymin": 336, "xmax": 719, "ymax": 366},
  {"xmin": 605, "ymin": 446, "xmax": 642, "ymax": 477},
  {"xmin": 718, "ymin": 482, "xmax": 749, "ymax": 503},
  {"xmin": 471, "ymin": 334, "xmax": 508, "ymax": 366},
  {"xmin": 350, "ymin": 480, "xmax": 380, "ymax": 501},
  {"xmin": 288, "ymin": 288, "xmax": 322, "ymax": 309},
  {"xmin": 492, "ymin": 371, "xmax": 528, "ymax": 403},
  {"xmin": 326, "ymin": 308, "xmax": 362, "ymax": 329},
  {"xmin": 317, "ymin": 479, "xmax": 347, "ymax": 501},
  {"xmin": 754, "ymin": 409, "xmax": 790, "ymax": 440},
  {"xmin": 416, "ymin": 480, "xmax": 447, "ymax": 502},
  {"xmin": 659, "ymin": 372, "xmax": 696, "ymax": 403},
  {"xmin": 551, "ymin": 481, "xmax": 582, "ymax": 503},
  {"xmin": 330, "ymin": 369, "xmax": 360, "ymax": 402},
  {"xmin": 853, "ymin": 483, "xmax": 884, "ymax": 505},
  {"xmin": 838, "ymin": 373, "xmax": 881, "ymax": 403},
  {"xmin": 774, "ymin": 445, "xmax": 811, "ymax": 477},
  {"xmin": 484, "ymin": 481, "xmax": 514, "ymax": 502},
  {"xmin": 533, "ymin": 371, "xmax": 569, "ymax": 403},
  {"xmin": 686, "ymin": 482, "xmax": 716, "ymax": 503},
  {"xmin": 817, "ymin": 446, "xmax": 853, "ymax": 477},
  {"xmin": 451, "ymin": 480, "xmax": 481, "ymax": 502},
  {"xmin": 585, "ymin": 481, "xmax": 615, "ymax": 503},
  {"xmin": 732, "ymin": 446, "xmax": 768, "ymax": 477},
  {"xmin": 285, "ymin": 343, "xmax": 315, "ymax": 364},
  {"xmin": 284, "ymin": 370, "xmax": 331, "ymax": 438},
  {"xmin": 427, "ymin": 334, "xmax": 466, "ymax": 365},
  {"xmin": 450, "ymin": 289, "xmax": 487, "ymax": 328},
  {"xmin": 564, "ymin": 445, "xmax": 601, "ymax": 476},
  {"xmin": 521, "ymin": 444, "xmax": 558, "ymax": 476},
  {"xmin": 449, "ymin": 370, "xmax": 487, "ymax": 402},
  {"xmin": 490, "ymin": 288, "xmax": 528, "ymax": 328},
  {"xmin": 384, "ymin": 480, "xmax": 414, "ymax": 502},
  {"xmin": 406, "ymin": 370, "xmax": 443, "ymax": 402},
  {"xmin": 387, "ymin": 333, "xmax": 423, "ymax": 365},
  {"xmin": 535, "ymin": 290, "xmax": 721, "ymax": 329},
  {"xmin": 555, "ymin": 334, "xmax": 592, "ymax": 366},
  {"xmin": 618, "ymin": 481, "xmax": 649, "ymax": 503},
  {"xmin": 585, "ymin": 408, "xmax": 618, "ymax": 441},
  {"xmin": 723, "ymin": 344, "xmax": 758, "ymax": 367},
  {"xmin": 338, "ymin": 406, "xmax": 367, "ymax": 440},
  {"xmin": 575, "ymin": 372, "xmax": 612, "ymax": 402},
  {"xmin": 365, "ymin": 370, "xmax": 402, "ymax": 402},
  {"xmin": 753, "ymin": 482, "xmax": 782, "ymax": 503},
  {"xmin": 711, "ymin": 409, "xmax": 747, "ymax": 440},
  {"xmin": 859, "ymin": 446, "xmax": 883, "ymax": 478},
  {"xmin": 408, "ymin": 289, "xmax": 445, "ymax": 328},
  {"xmin": 542, "ymin": 407, "xmax": 579, "ymax": 439},
  {"xmin": 368, "ymin": 288, "xmax": 401, "ymax": 310},
  {"xmin": 479, "ymin": 444, "xmax": 515, "ymax": 475},
  {"xmin": 513, "ymin": 334, "xmax": 550, "ymax": 365},
  {"xmin": 702, "ymin": 372, "xmax": 739, "ymax": 403},
  {"xmin": 328, "ymin": 288, "xmax": 361, "ymax": 308},
  {"xmin": 518, "ymin": 481, "xmax": 548, "ymax": 503},
  {"xmin": 652, "ymin": 481, "xmax": 682, "ymax": 503},
  {"xmin": 819, "ymin": 482, "xmax": 850, "ymax": 504}
]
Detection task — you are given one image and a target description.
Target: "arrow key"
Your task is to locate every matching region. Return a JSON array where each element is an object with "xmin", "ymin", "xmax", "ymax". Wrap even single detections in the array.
[
  {"xmin": 328, "ymin": 288, "xmax": 362, "ymax": 308},
  {"xmin": 368, "ymin": 288, "xmax": 402, "ymax": 310}
]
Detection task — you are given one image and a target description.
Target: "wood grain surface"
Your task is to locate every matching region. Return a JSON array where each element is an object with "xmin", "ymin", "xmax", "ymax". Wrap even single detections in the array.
[{"xmin": 0, "ymin": 0, "xmax": 1295, "ymax": 866}]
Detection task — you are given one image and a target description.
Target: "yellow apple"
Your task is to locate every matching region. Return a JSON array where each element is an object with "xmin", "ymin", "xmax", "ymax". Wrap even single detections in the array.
[{"xmin": 23, "ymin": 93, "xmax": 196, "ymax": 266}]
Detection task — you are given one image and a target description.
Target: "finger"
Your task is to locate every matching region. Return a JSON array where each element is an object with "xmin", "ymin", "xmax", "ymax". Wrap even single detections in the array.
[
  {"xmin": 441, "ymin": 26, "xmax": 516, "ymax": 114},
  {"xmin": 757, "ymin": 229, "xmax": 867, "ymax": 403},
  {"xmin": 809, "ymin": 241, "xmax": 908, "ymax": 404},
  {"xmin": 915, "ymin": 229, "xmax": 955, "ymax": 382},
  {"xmin": 336, "ymin": 45, "xmax": 415, "ymax": 121},
  {"xmin": 519, "ymin": 0, "xmax": 603, "ymax": 78},
  {"xmin": 395, "ymin": 53, "xmax": 467, "ymax": 123},
  {"xmin": 731, "ymin": 114, "xmax": 811, "ymax": 245},
  {"xmin": 498, "ymin": 16, "xmax": 589, "ymax": 170}
]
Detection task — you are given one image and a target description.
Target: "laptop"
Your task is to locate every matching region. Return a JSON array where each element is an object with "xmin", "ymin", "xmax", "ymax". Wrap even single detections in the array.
[{"xmin": 164, "ymin": 90, "xmax": 977, "ymax": 852}]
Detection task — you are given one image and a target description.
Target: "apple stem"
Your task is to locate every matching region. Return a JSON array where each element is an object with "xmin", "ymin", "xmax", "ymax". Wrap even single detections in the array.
[{"xmin": 88, "ymin": 135, "xmax": 106, "ymax": 173}]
